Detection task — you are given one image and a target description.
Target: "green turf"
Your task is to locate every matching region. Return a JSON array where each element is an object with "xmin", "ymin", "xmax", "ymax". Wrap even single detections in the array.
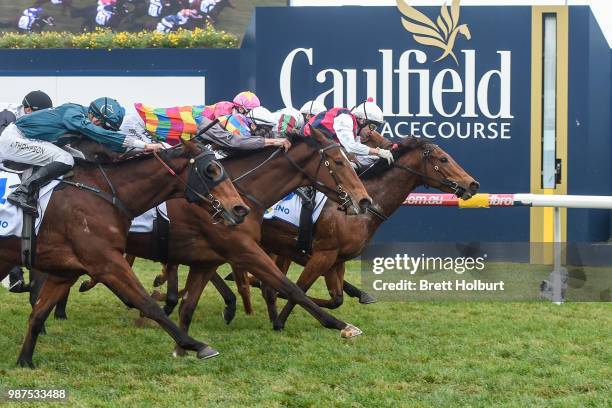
[{"xmin": 0, "ymin": 259, "xmax": 610, "ymax": 407}]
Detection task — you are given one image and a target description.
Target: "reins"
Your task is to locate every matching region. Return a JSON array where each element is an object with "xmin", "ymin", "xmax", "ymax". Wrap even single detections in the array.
[{"xmin": 226, "ymin": 141, "xmax": 354, "ymax": 211}]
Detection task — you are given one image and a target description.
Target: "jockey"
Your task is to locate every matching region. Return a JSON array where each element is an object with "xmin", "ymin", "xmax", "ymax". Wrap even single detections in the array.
[
  {"xmin": 0, "ymin": 90, "xmax": 53, "ymax": 133},
  {"xmin": 17, "ymin": 8, "xmax": 51, "ymax": 32},
  {"xmin": 202, "ymin": 91, "xmax": 260, "ymax": 121},
  {"xmin": 95, "ymin": 5, "xmax": 116, "ymax": 27},
  {"xmin": 123, "ymin": 102, "xmax": 289, "ymax": 151},
  {"xmin": 299, "ymin": 100, "xmax": 326, "ymax": 123},
  {"xmin": 156, "ymin": 9, "xmax": 199, "ymax": 33},
  {"xmin": 196, "ymin": 106, "xmax": 290, "ymax": 152},
  {"xmin": 0, "ymin": 97, "xmax": 160, "ymax": 214},
  {"xmin": 149, "ymin": 0, "xmax": 163, "ymax": 17},
  {"xmin": 274, "ymin": 107, "xmax": 304, "ymax": 136},
  {"xmin": 304, "ymin": 98, "xmax": 394, "ymax": 165}
]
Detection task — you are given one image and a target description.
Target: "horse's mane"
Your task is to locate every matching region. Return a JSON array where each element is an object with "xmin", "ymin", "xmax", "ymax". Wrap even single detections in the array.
[
  {"xmin": 359, "ymin": 137, "xmax": 432, "ymax": 180},
  {"xmin": 71, "ymin": 139, "xmax": 185, "ymax": 168}
]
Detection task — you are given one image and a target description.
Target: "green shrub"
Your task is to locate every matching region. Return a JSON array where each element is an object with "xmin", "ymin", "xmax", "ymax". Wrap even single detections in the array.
[{"xmin": 0, "ymin": 27, "xmax": 238, "ymax": 49}]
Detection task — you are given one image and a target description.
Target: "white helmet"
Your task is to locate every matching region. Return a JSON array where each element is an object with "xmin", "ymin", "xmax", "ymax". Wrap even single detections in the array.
[
  {"xmin": 299, "ymin": 100, "xmax": 327, "ymax": 117},
  {"xmin": 278, "ymin": 107, "xmax": 304, "ymax": 130},
  {"xmin": 352, "ymin": 99, "xmax": 384, "ymax": 125},
  {"xmin": 247, "ymin": 106, "xmax": 276, "ymax": 127}
]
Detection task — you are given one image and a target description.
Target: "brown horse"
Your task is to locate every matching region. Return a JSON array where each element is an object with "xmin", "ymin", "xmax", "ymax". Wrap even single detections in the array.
[
  {"xmin": 0, "ymin": 141, "xmax": 247, "ymax": 367},
  {"xmin": 64, "ymin": 130, "xmax": 372, "ymax": 355},
  {"xmin": 252, "ymin": 137, "xmax": 480, "ymax": 329}
]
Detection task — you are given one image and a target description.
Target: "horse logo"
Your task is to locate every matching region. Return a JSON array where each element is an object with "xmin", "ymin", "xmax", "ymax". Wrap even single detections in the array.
[{"xmin": 396, "ymin": 0, "xmax": 471, "ymax": 65}]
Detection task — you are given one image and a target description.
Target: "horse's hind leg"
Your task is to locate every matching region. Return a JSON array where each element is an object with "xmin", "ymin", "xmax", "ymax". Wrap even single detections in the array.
[
  {"xmin": 153, "ymin": 262, "xmax": 170, "ymax": 287},
  {"xmin": 261, "ymin": 255, "xmax": 291, "ymax": 325},
  {"xmin": 174, "ymin": 265, "xmax": 216, "ymax": 357},
  {"xmin": 91, "ymin": 252, "xmax": 216, "ymax": 359},
  {"xmin": 163, "ymin": 264, "xmax": 179, "ymax": 316},
  {"xmin": 17, "ymin": 274, "xmax": 77, "ymax": 368},
  {"xmin": 233, "ymin": 269, "xmax": 254, "ymax": 315},
  {"xmin": 343, "ymin": 279, "xmax": 377, "ymax": 304},
  {"xmin": 210, "ymin": 273, "xmax": 237, "ymax": 325},
  {"xmin": 54, "ymin": 292, "xmax": 69, "ymax": 320}
]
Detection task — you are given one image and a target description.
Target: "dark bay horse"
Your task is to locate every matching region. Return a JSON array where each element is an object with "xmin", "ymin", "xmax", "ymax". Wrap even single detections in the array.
[
  {"xmin": 254, "ymin": 137, "xmax": 480, "ymax": 329},
  {"xmin": 63, "ymin": 130, "xmax": 372, "ymax": 356},
  {"xmin": 0, "ymin": 141, "xmax": 247, "ymax": 367}
]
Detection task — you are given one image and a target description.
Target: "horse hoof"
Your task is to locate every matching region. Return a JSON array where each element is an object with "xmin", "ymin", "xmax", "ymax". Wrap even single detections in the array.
[
  {"xmin": 9, "ymin": 280, "xmax": 30, "ymax": 293},
  {"xmin": 172, "ymin": 346, "xmax": 187, "ymax": 358},
  {"xmin": 55, "ymin": 314, "xmax": 68, "ymax": 320},
  {"xmin": 197, "ymin": 346, "xmax": 220, "ymax": 360},
  {"xmin": 359, "ymin": 292, "xmax": 377, "ymax": 304},
  {"xmin": 17, "ymin": 357, "xmax": 35, "ymax": 369},
  {"xmin": 272, "ymin": 322, "xmax": 284, "ymax": 331},
  {"xmin": 78, "ymin": 281, "xmax": 91, "ymax": 293},
  {"xmin": 153, "ymin": 275, "xmax": 164, "ymax": 287},
  {"xmin": 341, "ymin": 324, "xmax": 363, "ymax": 338},
  {"xmin": 224, "ymin": 272, "xmax": 235, "ymax": 282},
  {"xmin": 223, "ymin": 307, "xmax": 236, "ymax": 325}
]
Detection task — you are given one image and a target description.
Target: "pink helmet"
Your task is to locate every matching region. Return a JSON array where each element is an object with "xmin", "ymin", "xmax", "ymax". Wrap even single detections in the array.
[{"xmin": 232, "ymin": 91, "xmax": 260, "ymax": 111}]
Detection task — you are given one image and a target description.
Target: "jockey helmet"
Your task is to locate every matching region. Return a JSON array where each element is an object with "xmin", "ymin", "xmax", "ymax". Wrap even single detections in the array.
[
  {"xmin": 88, "ymin": 97, "xmax": 125, "ymax": 131},
  {"xmin": 279, "ymin": 107, "xmax": 304, "ymax": 130},
  {"xmin": 22, "ymin": 90, "xmax": 53, "ymax": 111},
  {"xmin": 233, "ymin": 91, "xmax": 260, "ymax": 112},
  {"xmin": 248, "ymin": 106, "xmax": 276, "ymax": 127},
  {"xmin": 299, "ymin": 100, "xmax": 326, "ymax": 117},
  {"xmin": 351, "ymin": 98, "xmax": 384, "ymax": 126}
]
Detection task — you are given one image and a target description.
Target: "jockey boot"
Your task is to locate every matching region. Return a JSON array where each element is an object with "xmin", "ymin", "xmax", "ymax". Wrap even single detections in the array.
[{"xmin": 7, "ymin": 162, "xmax": 72, "ymax": 216}]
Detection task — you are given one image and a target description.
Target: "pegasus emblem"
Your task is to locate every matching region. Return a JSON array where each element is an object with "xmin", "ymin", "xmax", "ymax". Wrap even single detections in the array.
[{"xmin": 396, "ymin": 0, "xmax": 471, "ymax": 65}]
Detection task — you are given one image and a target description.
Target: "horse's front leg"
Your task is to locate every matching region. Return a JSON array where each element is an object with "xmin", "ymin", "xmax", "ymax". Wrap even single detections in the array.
[{"xmin": 210, "ymin": 273, "xmax": 237, "ymax": 324}]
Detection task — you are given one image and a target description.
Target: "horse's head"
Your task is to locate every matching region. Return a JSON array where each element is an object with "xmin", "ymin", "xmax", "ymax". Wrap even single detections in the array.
[
  {"xmin": 169, "ymin": 139, "xmax": 250, "ymax": 226},
  {"xmin": 287, "ymin": 129, "xmax": 372, "ymax": 214},
  {"xmin": 359, "ymin": 128, "xmax": 394, "ymax": 149},
  {"xmin": 393, "ymin": 138, "xmax": 479, "ymax": 199}
]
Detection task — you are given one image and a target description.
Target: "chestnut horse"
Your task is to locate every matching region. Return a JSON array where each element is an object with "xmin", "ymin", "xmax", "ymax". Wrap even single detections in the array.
[
  {"xmin": 252, "ymin": 137, "xmax": 480, "ymax": 329},
  {"xmin": 0, "ymin": 141, "xmax": 247, "ymax": 367},
  {"xmin": 61, "ymin": 130, "xmax": 372, "ymax": 355}
]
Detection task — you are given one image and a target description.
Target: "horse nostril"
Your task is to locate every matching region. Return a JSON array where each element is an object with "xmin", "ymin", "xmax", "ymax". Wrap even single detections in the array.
[
  {"xmin": 470, "ymin": 181, "xmax": 480, "ymax": 193},
  {"xmin": 232, "ymin": 205, "xmax": 250, "ymax": 219},
  {"xmin": 359, "ymin": 197, "xmax": 373, "ymax": 211}
]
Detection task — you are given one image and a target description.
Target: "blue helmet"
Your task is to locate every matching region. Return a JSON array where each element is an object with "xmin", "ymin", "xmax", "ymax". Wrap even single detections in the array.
[{"xmin": 88, "ymin": 97, "xmax": 125, "ymax": 131}]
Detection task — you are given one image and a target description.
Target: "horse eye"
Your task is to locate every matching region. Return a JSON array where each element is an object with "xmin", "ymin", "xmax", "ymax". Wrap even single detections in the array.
[
  {"xmin": 440, "ymin": 157, "xmax": 449, "ymax": 163},
  {"xmin": 334, "ymin": 160, "xmax": 344, "ymax": 166}
]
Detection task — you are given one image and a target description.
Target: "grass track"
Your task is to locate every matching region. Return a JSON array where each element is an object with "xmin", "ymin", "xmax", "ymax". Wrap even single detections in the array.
[{"xmin": 0, "ymin": 259, "xmax": 610, "ymax": 407}]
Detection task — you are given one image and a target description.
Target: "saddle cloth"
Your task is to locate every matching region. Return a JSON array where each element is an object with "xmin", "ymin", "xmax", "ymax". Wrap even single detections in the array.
[
  {"xmin": 263, "ymin": 191, "xmax": 327, "ymax": 227},
  {"xmin": 0, "ymin": 170, "xmax": 60, "ymax": 238},
  {"xmin": 129, "ymin": 202, "xmax": 169, "ymax": 233}
]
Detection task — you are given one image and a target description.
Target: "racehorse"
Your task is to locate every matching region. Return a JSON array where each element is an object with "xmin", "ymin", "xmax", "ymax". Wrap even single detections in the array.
[
  {"xmin": 56, "ymin": 130, "xmax": 372, "ymax": 356},
  {"xmin": 253, "ymin": 136, "xmax": 480, "ymax": 329},
  {"xmin": 0, "ymin": 140, "xmax": 247, "ymax": 367}
]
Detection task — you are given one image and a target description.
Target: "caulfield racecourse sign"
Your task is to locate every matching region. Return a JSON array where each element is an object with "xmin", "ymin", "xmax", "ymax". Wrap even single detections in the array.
[{"xmin": 274, "ymin": 1, "xmax": 517, "ymax": 140}]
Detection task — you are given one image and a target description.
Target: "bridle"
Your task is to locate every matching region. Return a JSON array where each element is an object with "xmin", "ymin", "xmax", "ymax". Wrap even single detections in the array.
[
  {"xmin": 283, "ymin": 143, "xmax": 354, "ymax": 211},
  {"xmin": 392, "ymin": 145, "xmax": 465, "ymax": 197},
  {"xmin": 229, "ymin": 141, "xmax": 355, "ymax": 212},
  {"xmin": 152, "ymin": 149, "xmax": 228, "ymax": 223}
]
